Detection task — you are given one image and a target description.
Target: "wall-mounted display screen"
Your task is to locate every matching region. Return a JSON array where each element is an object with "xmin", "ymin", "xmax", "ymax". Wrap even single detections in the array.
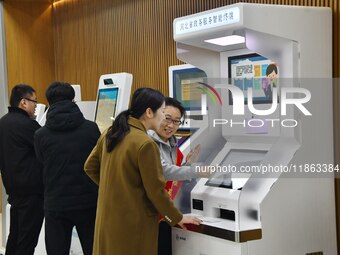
[
  {"xmin": 95, "ymin": 88, "xmax": 119, "ymax": 133},
  {"xmin": 228, "ymin": 53, "xmax": 279, "ymax": 105},
  {"xmin": 171, "ymin": 67, "xmax": 207, "ymax": 111}
]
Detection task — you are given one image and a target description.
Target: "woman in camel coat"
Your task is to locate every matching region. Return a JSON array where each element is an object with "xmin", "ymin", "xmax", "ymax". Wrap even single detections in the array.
[{"xmin": 85, "ymin": 88, "xmax": 200, "ymax": 255}]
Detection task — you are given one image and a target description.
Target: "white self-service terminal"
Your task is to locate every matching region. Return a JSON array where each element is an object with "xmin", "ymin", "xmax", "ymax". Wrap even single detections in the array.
[
  {"xmin": 34, "ymin": 103, "xmax": 46, "ymax": 124},
  {"xmin": 94, "ymin": 73, "xmax": 132, "ymax": 133},
  {"xmin": 72, "ymin": 84, "xmax": 97, "ymax": 121},
  {"xmin": 171, "ymin": 3, "xmax": 336, "ymax": 255}
]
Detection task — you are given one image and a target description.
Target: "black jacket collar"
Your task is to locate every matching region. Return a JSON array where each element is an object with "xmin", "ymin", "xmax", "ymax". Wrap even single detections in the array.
[
  {"xmin": 46, "ymin": 100, "xmax": 85, "ymax": 131},
  {"xmin": 8, "ymin": 107, "xmax": 30, "ymax": 118}
]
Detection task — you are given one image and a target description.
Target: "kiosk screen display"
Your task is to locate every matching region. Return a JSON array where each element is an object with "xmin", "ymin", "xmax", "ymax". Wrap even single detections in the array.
[
  {"xmin": 95, "ymin": 88, "xmax": 119, "ymax": 133},
  {"xmin": 172, "ymin": 67, "xmax": 207, "ymax": 111},
  {"xmin": 228, "ymin": 53, "xmax": 279, "ymax": 105}
]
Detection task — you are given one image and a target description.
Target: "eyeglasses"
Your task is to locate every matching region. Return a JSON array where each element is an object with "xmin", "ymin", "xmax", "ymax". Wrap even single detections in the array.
[
  {"xmin": 163, "ymin": 117, "xmax": 183, "ymax": 126},
  {"xmin": 23, "ymin": 98, "xmax": 38, "ymax": 104}
]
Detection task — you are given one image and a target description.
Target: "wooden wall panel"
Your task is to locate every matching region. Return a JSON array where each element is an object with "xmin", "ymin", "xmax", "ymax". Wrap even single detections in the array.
[
  {"xmin": 52, "ymin": 0, "xmax": 246, "ymax": 101},
  {"xmin": 4, "ymin": 1, "xmax": 55, "ymax": 105},
  {"xmin": 51, "ymin": 0, "xmax": 339, "ymax": 100}
]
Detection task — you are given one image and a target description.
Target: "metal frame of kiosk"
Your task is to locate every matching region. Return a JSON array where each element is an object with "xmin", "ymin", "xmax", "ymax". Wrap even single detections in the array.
[{"xmin": 171, "ymin": 3, "xmax": 336, "ymax": 255}]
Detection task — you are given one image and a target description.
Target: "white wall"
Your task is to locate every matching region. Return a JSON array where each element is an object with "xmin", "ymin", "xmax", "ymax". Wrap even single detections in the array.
[
  {"xmin": 0, "ymin": 0, "xmax": 8, "ymax": 117},
  {"xmin": 0, "ymin": 1, "xmax": 9, "ymax": 250}
]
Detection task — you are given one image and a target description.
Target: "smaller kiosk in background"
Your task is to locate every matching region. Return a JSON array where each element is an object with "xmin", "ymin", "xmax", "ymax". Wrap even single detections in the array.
[
  {"xmin": 34, "ymin": 103, "xmax": 46, "ymax": 124},
  {"xmin": 94, "ymin": 73, "xmax": 133, "ymax": 133}
]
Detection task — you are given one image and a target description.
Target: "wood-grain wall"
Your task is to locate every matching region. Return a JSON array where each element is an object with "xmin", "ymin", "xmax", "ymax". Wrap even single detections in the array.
[
  {"xmin": 51, "ymin": 0, "xmax": 340, "ymax": 100},
  {"xmin": 3, "ymin": 0, "xmax": 54, "ymax": 105},
  {"xmin": 3, "ymin": 0, "xmax": 340, "ymax": 250}
]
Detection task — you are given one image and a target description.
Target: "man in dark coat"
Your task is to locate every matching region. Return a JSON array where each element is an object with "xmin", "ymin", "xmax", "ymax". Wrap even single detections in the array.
[
  {"xmin": 0, "ymin": 84, "xmax": 44, "ymax": 255},
  {"xmin": 34, "ymin": 81, "xmax": 100, "ymax": 255}
]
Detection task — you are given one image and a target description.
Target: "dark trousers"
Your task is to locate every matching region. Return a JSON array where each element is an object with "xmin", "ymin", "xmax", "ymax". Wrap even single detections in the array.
[
  {"xmin": 158, "ymin": 221, "xmax": 172, "ymax": 255},
  {"xmin": 5, "ymin": 195, "xmax": 44, "ymax": 255},
  {"xmin": 44, "ymin": 207, "xmax": 96, "ymax": 255}
]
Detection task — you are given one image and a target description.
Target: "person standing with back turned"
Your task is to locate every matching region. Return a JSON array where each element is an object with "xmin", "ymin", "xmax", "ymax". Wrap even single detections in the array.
[
  {"xmin": 85, "ymin": 87, "xmax": 201, "ymax": 255},
  {"xmin": 34, "ymin": 81, "xmax": 100, "ymax": 255},
  {"xmin": 0, "ymin": 84, "xmax": 44, "ymax": 255}
]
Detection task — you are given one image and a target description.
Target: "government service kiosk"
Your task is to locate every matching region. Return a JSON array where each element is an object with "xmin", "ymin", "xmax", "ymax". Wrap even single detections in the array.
[
  {"xmin": 171, "ymin": 3, "xmax": 336, "ymax": 255},
  {"xmin": 94, "ymin": 73, "xmax": 132, "ymax": 132}
]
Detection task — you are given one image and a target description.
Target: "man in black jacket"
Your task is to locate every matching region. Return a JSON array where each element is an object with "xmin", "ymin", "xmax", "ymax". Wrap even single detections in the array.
[
  {"xmin": 34, "ymin": 81, "xmax": 100, "ymax": 255},
  {"xmin": 0, "ymin": 84, "xmax": 44, "ymax": 255}
]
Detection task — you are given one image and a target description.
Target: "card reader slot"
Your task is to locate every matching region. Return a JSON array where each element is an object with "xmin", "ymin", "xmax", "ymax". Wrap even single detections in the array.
[{"xmin": 220, "ymin": 209, "xmax": 235, "ymax": 221}]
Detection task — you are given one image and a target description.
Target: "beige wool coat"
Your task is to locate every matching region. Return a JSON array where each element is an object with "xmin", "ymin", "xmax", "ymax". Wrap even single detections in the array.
[{"xmin": 84, "ymin": 117, "xmax": 182, "ymax": 255}]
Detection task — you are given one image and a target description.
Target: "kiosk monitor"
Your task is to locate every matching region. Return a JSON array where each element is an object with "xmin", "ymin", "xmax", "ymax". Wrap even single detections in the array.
[
  {"xmin": 228, "ymin": 53, "xmax": 279, "ymax": 104},
  {"xmin": 170, "ymin": 66, "xmax": 207, "ymax": 111},
  {"xmin": 94, "ymin": 87, "xmax": 119, "ymax": 133}
]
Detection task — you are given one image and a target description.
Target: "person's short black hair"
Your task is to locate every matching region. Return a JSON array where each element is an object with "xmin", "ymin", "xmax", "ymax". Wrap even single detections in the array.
[
  {"xmin": 46, "ymin": 81, "xmax": 75, "ymax": 105},
  {"xmin": 10, "ymin": 84, "xmax": 35, "ymax": 107},
  {"xmin": 165, "ymin": 97, "xmax": 185, "ymax": 118}
]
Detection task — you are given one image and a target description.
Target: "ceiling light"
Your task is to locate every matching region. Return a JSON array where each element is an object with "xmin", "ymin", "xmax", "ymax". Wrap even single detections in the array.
[{"xmin": 204, "ymin": 35, "xmax": 245, "ymax": 46}]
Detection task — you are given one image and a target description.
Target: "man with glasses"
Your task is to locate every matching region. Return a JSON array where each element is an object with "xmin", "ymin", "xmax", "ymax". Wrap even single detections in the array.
[
  {"xmin": 148, "ymin": 97, "xmax": 202, "ymax": 180},
  {"xmin": 0, "ymin": 84, "xmax": 44, "ymax": 255}
]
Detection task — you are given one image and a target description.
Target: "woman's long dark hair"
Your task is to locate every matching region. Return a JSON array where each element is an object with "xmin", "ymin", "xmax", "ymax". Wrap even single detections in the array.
[{"xmin": 106, "ymin": 87, "xmax": 165, "ymax": 152}]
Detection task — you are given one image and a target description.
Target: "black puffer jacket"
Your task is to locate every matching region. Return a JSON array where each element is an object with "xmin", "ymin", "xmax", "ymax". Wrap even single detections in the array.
[
  {"xmin": 0, "ymin": 107, "xmax": 43, "ymax": 197},
  {"xmin": 34, "ymin": 100, "xmax": 100, "ymax": 211}
]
